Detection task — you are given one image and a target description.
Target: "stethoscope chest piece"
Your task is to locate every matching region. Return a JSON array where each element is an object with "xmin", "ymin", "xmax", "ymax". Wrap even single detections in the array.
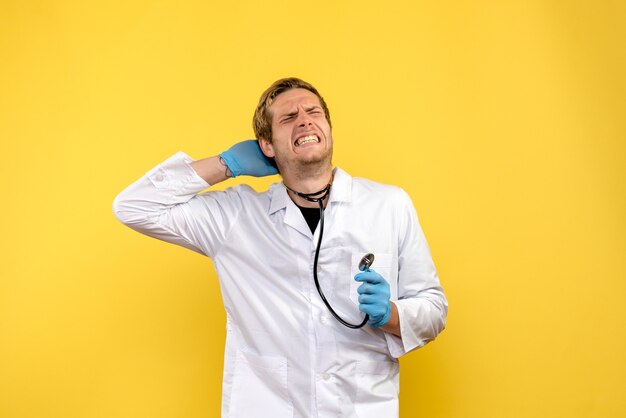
[{"xmin": 359, "ymin": 253, "xmax": 375, "ymax": 271}]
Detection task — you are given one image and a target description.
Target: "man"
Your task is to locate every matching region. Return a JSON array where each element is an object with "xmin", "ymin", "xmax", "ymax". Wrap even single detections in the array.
[{"xmin": 113, "ymin": 77, "xmax": 447, "ymax": 417}]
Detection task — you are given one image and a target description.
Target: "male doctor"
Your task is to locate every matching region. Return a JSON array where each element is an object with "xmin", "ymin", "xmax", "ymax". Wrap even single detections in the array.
[{"xmin": 113, "ymin": 77, "xmax": 447, "ymax": 417}]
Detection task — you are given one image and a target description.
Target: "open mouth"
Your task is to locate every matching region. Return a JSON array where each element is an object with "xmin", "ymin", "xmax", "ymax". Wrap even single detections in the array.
[{"xmin": 295, "ymin": 134, "xmax": 320, "ymax": 147}]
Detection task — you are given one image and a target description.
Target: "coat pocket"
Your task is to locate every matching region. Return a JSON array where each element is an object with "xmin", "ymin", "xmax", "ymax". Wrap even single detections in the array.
[
  {"xmin": 228, "ymin": 350, "xmax": 293, "ymax": 418},
  {"xmin": 354, "ymin": 359, "xmax": 399, "ymax": 418}
]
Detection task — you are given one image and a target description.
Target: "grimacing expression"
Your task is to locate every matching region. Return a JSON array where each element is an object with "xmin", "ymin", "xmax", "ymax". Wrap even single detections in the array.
[{"xmin": 259, "ymin": 88, "xmax": 333, "ymax": 172}]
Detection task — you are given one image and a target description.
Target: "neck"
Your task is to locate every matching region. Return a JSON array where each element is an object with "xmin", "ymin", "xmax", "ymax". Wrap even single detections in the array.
[{"xmin": 282, "ymin": 166, "xmax": 334, "ymax": 208}]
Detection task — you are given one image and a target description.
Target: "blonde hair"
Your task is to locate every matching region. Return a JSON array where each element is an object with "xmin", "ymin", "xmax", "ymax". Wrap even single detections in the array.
[{"xmin": 253, "ymin": 77, "xmax": 331, "ymax": 143}]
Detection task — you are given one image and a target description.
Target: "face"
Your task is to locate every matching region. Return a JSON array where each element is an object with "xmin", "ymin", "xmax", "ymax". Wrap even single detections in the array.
[{"xmin": 259, "ymin": 88, "xmax": 333, "ymax": 174}]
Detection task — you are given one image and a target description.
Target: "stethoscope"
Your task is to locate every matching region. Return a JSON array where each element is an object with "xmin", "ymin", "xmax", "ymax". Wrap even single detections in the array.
[{"xmin": 285, "ymin": 181, "xmax": 375, "ymax": 329}]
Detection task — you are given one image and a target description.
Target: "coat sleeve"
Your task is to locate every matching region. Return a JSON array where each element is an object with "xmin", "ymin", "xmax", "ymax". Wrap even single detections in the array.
[
  {"xmin": 112, "ymin": 151, "xmax": 243, "ymax": 258},
  {"xmin": 384, "ymin": 189, "xmax": 448, "ymax": 358}
]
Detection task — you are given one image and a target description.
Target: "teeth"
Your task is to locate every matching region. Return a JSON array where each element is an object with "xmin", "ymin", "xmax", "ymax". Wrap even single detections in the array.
[{"xmin": 296, "ymin": 135, "xmax": 319, "ymax": 146}]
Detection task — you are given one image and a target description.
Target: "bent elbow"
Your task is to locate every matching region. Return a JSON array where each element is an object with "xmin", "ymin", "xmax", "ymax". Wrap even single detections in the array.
[
  {"xmin": 112, "ymin": 192, "xmax": 146, "ymax": 227},
  {"xmin": 407, "ymin": 291, "xmax": 448, "ymax": 347},
  {"xmin": 430, "ymin": 291, "xmax": 448, "ymax": 338},
  {"xmin": 112, "ymin": 193, "xmax": 129, "ymax": 224}
]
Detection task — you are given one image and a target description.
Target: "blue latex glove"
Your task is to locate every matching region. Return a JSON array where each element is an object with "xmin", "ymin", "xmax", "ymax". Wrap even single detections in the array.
[
  {"xmin": 219, "ymin": 140, "xmax": 279, "ymax": 177},
  {"xmin": 354, "ymin": 268, "xmax": 391, "ymax": 328}
]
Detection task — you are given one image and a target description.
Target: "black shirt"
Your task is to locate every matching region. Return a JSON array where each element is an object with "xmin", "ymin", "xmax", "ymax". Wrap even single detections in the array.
[{"xmin": 296, "ymin": 204, "xmax": 322, "ymax": 234}]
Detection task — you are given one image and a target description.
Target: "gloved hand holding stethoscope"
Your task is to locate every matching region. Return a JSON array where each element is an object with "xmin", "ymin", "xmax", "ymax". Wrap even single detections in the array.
[{"xmin": 355, "ymin": 265, "xmax": 392, "ymax": 328}]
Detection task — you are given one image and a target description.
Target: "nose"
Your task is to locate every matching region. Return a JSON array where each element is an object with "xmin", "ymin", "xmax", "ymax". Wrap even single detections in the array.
[{"xmin": 296, "ymin": 108, "xmax": 314, "ymax": 127}]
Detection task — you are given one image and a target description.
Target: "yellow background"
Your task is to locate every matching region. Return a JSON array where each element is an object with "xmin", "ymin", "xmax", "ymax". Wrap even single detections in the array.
[{"xmin": 1, "ymin": 1, "xmax": 625, "ymax": 417}]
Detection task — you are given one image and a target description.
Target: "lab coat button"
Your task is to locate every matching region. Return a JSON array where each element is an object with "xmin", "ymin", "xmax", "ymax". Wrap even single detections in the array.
[
  {"xmin": 317, "ymin": 265, "xmax": 322, "ymax": 273},
  {"xmin": 321, "ymin": 373, "xmax": 330, "ymax": 381},
  {"xmin": 155, "ymin": 174, "xmax": 164, "ymax": 182},
  {"xmin": 320, "ymin": 315, "xmax": 328, "ymax": 324}
]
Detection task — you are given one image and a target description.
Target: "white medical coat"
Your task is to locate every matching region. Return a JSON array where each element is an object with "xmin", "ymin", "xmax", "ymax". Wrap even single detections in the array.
[{"xmin": 113, "ymin": 151, "xmax": 447, "ymax": 417}]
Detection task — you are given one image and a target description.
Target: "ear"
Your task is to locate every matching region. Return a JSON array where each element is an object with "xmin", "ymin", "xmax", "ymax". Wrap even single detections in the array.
[{"xmin": 258, "ymin": 137, "xmax": 275, "ymax": 158}]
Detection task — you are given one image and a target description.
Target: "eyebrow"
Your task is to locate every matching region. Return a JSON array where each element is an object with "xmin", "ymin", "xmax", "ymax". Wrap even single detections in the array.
[
  {"xmin": 280, "ymin": 110, "xmax": 299, "ymax": 119},
  {"xmin": 278, "ymin": 105, "xmax": 322, "ymax": 120}
]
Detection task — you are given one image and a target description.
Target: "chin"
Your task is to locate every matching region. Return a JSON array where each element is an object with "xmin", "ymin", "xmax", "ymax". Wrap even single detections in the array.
[
  {"xmin": 302, "ymin": 150, "xmax": 332, "ymax": 165},
  {"xmin": 275, "ymin": 149, "xmax": 333, "ymax": 172}
]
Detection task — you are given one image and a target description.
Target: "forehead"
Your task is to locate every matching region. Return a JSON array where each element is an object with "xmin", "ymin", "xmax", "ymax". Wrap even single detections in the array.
[{"xmin": 269, "ymin": 88, "xmax": 322, "ymax": 114}]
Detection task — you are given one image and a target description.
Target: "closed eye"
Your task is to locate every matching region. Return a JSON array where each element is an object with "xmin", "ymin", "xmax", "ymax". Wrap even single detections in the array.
[
  {"xmin": 306, "ymin": 106, "xmax": 322, "ymax": 114},
  {"xmin": 280, "ymin": 113, "xmax": 297, "ymax": 123}
]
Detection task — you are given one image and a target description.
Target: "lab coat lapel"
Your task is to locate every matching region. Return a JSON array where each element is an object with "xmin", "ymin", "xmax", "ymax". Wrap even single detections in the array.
[
  {"xmin": 268, "ymin": 183, "xmax": 313, "ymax": 239},
  {"xmin": 328, "ymin": 168, "xmax": 352, "ymax": 205},
  {"xmin": 284, "ymin": 201, "xmax": 314, "ymax": 238}
]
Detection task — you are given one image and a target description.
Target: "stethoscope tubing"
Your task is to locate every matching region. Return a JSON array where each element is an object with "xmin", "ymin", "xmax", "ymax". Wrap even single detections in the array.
[
  {"xmin": 286, "ymin": 182, "xmax": 369, "ymax": 329},
  {"xmin": 313, "ymin": 198, "xmax": 369, "ymax": 329}
]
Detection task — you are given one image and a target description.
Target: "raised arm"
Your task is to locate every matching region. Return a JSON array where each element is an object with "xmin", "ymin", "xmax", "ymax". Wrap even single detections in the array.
[
  {"xmin": 112, "ymin": 140, "xmax": 278, "ymax": 257},
  {"xmin": 190, "ymin": 155, "xmax": 230, "ymax": 185}
]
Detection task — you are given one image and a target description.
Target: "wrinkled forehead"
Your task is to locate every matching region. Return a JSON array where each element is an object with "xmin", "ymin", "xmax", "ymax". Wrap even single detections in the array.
[{"xmin": 268, "ymin": 88, "xmax": 322, "ymax": 118}]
